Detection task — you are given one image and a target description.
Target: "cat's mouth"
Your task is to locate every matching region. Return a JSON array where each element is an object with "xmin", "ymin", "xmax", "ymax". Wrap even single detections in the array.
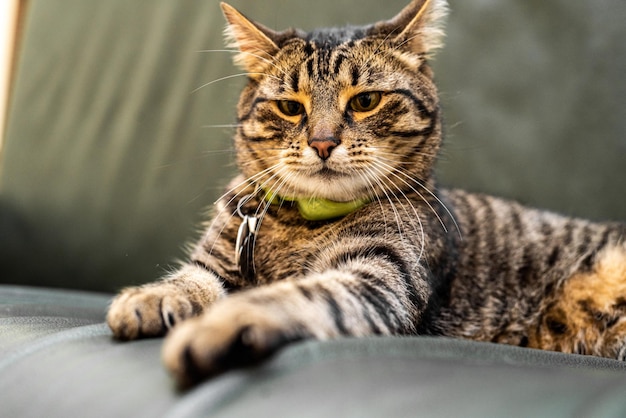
[
  {"xmin": 315, "ymin": 167, "xmax": 345, "ymax": 178},
  {"xmin": 283, "ymin": 165, "xmax": 370, "ymax": 202}
]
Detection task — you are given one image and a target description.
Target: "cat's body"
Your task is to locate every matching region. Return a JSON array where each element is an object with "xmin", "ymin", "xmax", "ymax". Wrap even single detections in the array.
[{"xmin": 107, "ymin": 0, "xmax": 626, "ymax": 386}]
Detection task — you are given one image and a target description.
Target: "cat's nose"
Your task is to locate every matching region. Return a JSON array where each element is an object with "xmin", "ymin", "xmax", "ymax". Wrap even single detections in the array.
[{"xmin": 308, "ymin": 137, "xmax": 340, "ymax": 160}]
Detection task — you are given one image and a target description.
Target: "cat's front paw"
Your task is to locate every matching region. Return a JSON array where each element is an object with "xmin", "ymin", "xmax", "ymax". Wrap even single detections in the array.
[
  {"xmin": 107, "ymin": 284, "xmax": 195, "ymax": 340},
  {"xmin": 161, "ymin": 297, "xmax": 305, "ymax": 387}
]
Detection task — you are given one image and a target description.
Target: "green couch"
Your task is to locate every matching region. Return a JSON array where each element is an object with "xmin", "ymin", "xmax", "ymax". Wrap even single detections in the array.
[
  {"xmin": 4, "ymin": 285, "xmax": 626, "ymax": 417},
  {"xmin": 2, "ymin": 1, "xmax": 625, "ymax": 416}
]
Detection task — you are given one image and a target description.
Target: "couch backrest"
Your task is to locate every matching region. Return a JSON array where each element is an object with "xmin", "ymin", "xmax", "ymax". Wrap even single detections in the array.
[{"xmin": 1, "ymin": 0, "xmax": 624, "ymax": 292}]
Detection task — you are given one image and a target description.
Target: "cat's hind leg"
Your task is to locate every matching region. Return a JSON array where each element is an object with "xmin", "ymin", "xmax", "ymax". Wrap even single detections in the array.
[{"xmin": 529, "ymin": 245, "xmax": 626, "ymax": 359}]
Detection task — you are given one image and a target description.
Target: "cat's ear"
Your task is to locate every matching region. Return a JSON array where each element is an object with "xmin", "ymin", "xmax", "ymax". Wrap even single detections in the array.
[
  {"xmin": 220, "ymin": 3, "xmax": 281, "ymax": 73},
  {"xmin": 375, "ymin": 0, "xmax": 448, "ymax": 57}
]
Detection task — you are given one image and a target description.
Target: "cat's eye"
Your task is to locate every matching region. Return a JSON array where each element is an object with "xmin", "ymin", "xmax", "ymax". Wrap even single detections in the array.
[
  {"xmin": 277, "ymin": 100, "xmax": 305, "ymax": 117},
  {"xmin": 349, "ymin": 92, "xmax": 382, "ymax": 113}
]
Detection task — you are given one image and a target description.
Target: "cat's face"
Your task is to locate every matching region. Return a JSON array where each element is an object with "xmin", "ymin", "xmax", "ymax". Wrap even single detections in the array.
[{"xmin": 223, "ymin": 0, "xmax": 448, "ymax": 202}]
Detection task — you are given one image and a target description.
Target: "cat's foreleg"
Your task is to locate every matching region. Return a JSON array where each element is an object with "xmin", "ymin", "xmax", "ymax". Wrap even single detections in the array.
[
  {"xmin": 161, "ymin": 255, "xmax": 428, "ymax": 386},
  {"xmin": 106, "ymin": 263, "xmax": 225, "ymax": 340}
]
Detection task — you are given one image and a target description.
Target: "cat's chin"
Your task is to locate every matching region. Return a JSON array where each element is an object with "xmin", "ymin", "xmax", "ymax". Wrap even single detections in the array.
[
  {"xmin": 315, "ymin": 167, "xmax": 344, "ymax": 179},
  {"xmin": 281, "ymin": 170, "xmax": 370, "ymax": 203}
]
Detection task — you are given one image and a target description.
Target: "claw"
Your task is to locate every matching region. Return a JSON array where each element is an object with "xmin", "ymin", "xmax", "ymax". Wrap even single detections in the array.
[{"xmin": 162, "ymin": 300, "xmax": 310, "ymax": 387}]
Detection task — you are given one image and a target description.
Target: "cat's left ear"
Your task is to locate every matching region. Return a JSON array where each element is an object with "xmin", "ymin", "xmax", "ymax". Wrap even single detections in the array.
[
  {"xmin": 374, "ymin": 0, "xmax": 449, "ymax": 57},
  {"xmin": 220, "ymin": 3, "xmax": 282, "ymax": 73}
]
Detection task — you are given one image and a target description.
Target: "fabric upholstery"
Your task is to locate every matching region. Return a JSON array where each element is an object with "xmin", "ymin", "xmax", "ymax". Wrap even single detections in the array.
[{"xmin": 3, "ymin": 285, "xmax": 626, "ymax": 417}]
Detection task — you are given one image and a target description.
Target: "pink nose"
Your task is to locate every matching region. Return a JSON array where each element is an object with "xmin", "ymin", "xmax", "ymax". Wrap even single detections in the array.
[{"xmin": 308, "ymin": 138, "xmax": 340, "ymax": 160}]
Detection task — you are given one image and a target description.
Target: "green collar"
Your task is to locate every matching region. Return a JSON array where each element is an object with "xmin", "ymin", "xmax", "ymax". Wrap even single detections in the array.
[{"xmin": 264, "ymin": 190, "xmax": 369, "ymax": 221}]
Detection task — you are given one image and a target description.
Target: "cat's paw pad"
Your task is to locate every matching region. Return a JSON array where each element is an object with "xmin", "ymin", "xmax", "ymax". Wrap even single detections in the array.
[
  {"xmin": 162, "ymin": 300, "xmax": 300, "ymax": 387},
  {"xmin": 107, "ymin": 285, "xmax": 194, "ymax": 340}
]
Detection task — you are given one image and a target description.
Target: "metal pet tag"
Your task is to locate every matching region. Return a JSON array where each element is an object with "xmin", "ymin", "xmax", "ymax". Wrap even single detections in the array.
[{"xmin": 235, "ymin": 194, "xmax": 259, "ymax": 281}]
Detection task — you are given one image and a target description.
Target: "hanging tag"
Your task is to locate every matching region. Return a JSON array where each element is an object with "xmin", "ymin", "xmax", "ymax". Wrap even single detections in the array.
[
  {"xmin": 234, "ymin": 193, "xmax": 260, "ymax": 281},
  {"xmin": 235, "ymin": 215, "xmax": 258, "ymax": 281}
]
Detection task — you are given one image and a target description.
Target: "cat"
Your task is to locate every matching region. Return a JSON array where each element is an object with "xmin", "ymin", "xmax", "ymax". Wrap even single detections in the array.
[{"xmin": 107, "ymin": 0, "xmax": 626, "ymax": 387}]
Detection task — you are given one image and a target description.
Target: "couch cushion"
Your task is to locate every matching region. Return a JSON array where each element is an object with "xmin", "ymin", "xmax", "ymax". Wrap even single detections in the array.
[{"xmin": 3, "ymin": 285, "xmax": 626, "ymax": 417}]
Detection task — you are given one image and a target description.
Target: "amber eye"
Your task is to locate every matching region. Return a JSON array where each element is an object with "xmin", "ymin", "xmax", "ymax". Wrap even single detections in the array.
[
  {"xmin": 349, "ymin": 92, "xmax": 382, "ymax": 113},
  {"xmin": 277, "ymin": 100, "xmax": 305, "ymax": 117}
]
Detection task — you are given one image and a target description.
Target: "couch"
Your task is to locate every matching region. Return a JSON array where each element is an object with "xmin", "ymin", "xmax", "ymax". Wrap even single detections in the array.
[{"xmin": 2, "ymin": 0, "xmax": 625, "ymax": 416}]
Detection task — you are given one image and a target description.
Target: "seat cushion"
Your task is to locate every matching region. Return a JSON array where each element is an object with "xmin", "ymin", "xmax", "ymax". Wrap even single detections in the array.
[{"xmin": 3, "ymin": 285, "xmax": 626, "ymax": 417}]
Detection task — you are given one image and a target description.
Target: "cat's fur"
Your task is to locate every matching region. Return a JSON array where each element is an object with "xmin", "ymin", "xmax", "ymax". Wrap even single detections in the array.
[{"xmin": 107, "ymin": 0, "xmax": 626, "ymax": 387}]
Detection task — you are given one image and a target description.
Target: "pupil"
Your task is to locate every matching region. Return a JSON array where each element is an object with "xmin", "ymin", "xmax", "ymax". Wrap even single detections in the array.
[{"xmin": 359, "ymin": 94, "xmax": 372, "ymax": 108}]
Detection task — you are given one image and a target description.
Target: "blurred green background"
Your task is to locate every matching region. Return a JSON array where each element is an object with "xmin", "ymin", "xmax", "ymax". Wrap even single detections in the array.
[{"xmin": 1, "ymin": 0, "xmax": 624, "ymax": 292}]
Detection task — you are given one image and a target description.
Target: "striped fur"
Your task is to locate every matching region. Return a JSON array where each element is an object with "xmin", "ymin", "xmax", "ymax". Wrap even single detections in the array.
[{"xmin": 106, "ymin": 0, "xmax": 626, "ymax": 387}]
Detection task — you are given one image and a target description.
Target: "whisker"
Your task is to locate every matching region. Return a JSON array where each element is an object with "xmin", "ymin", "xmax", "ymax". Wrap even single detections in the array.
[
  {"xmin": 367, "ymin": 164, "xmax": 426, "ymax": 262},
  {"xmin": 372, "ymin": 159, "xmax": 461, "ymax": 239},
  {"xmin": 200, "ymin": 148, "xmax": 236, "ymax": 155},
  {"xmin": 196, "ymin": 49, "xmax": 240, "ymax": 53},
  {"xmin": 367, "ymin": 165, "xmax": 422, "ymax": 227},
  {"xmin": 354, "ymin": 168, "xmax": 392, "ymax": 235},
  {"xmin": 192, "ymin": 72, "xmax": 281, "ymax": 94},
  {"xmin": 372, "ymin": 159, "xmax": 446, "ymax": 232},
  {"xmin": 202, "ymin": 124, "xmax": 241, "ymax": 129},
  {"xmin": 372, "ymin": 146, "xmax": 440, "ymax": 162},
  {"xmin": 197, "ymin": 48, "xmax": 291, "ymax": 78},
  {"xmin": 247, "ymin": 167, "xmax": 300, "ymax": 271},
  {"xmin": 362, "ymin": 166, "xmax": 406, "ymax": 241},
  {"xmin": 205, "ymin": 164, "xmax": 287, "ymax": 258},
  {"xmin": 213, "ymin": 163, "xmax": 282, "ymax": 206}
]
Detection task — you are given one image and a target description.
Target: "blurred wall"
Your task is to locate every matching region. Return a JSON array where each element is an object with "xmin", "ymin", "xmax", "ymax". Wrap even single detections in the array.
[{"xmin": 1, "ymin": 0, "xmax": 624, "ymax": 292}]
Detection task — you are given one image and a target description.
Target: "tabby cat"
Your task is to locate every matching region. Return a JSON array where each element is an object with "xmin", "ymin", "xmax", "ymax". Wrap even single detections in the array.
[{"xmin": 107, "ymin": 0, "xmax": 626, "ymax": 387}]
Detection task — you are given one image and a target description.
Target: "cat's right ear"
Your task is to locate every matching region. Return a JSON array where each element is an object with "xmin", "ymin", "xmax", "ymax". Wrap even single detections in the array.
[
  {"xmin": 220, "ymin": 3, "xmax": 280, "ymax": 74},
  {"xmin": 375, "ymin": 0, "xmax": 448, "ymax": 58}
]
